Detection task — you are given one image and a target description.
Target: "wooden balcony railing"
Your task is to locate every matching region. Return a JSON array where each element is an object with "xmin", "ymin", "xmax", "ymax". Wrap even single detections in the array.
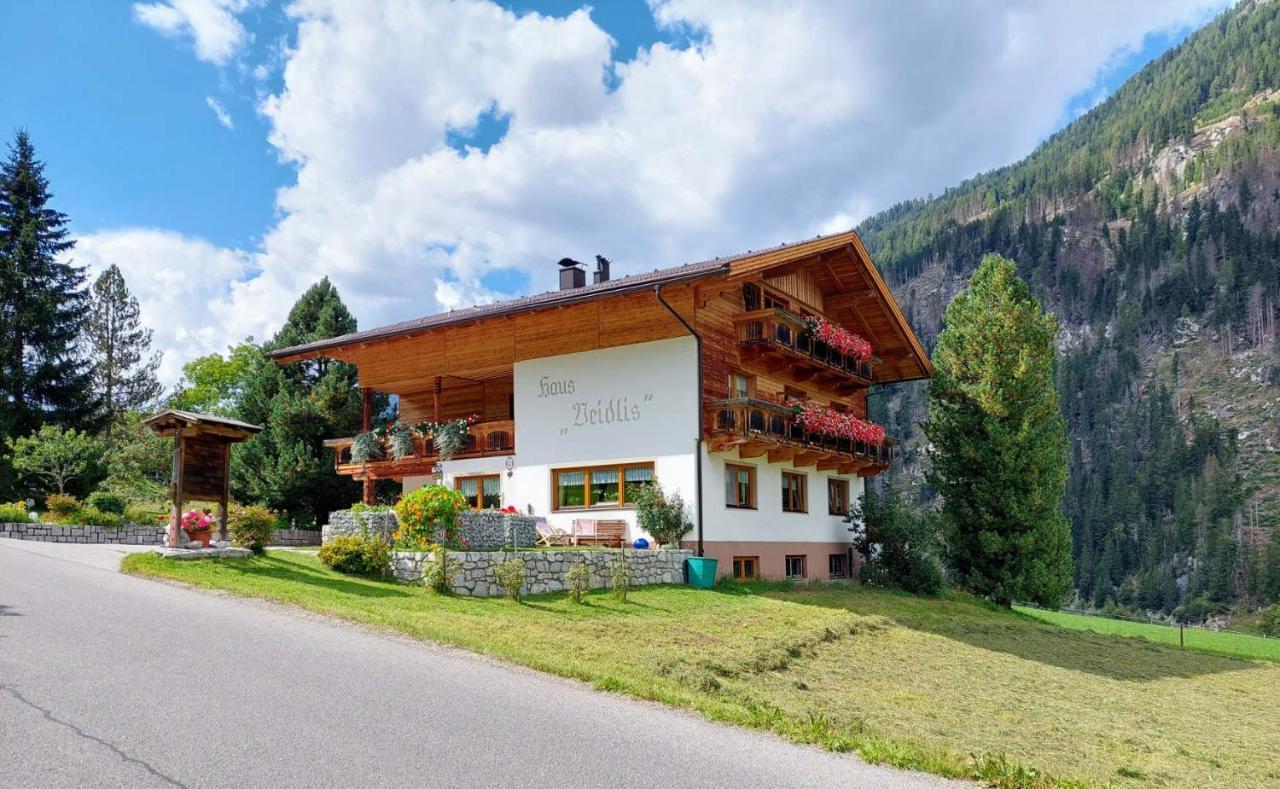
[
  {"xmin": 323, "ymin": 419, "xmax": 515, "ymax": 479},
  {"xmin": 733, "ymin": 308, "xmax": 875, "ymax": 388},
  {"xmin": 705, "ymin": 398, "xmax": 893, "ymax": 475}
]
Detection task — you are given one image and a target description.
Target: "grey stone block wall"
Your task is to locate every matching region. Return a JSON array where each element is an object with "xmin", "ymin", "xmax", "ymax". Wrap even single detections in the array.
[
  {"xmin": 323, "ymin": 510, "xmax": 536, "ymax": 550},
  {"xmin": 323, "ymin": 510, "xmax": 399, "ymax": 543},
  {"xmin": 0, "ymin": 522, "xmax": 167, "ymax": 545},
  {"xmin": 390, "ymin": 548, "xmax": 693, "ymax": 596},
  {"xmin": 270, "ymin": 528, "xmax": 322, "ymax": 546}
]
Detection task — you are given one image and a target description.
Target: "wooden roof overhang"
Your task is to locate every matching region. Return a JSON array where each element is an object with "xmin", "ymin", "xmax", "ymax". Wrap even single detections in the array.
[
  {"xmin": 722, "ymin": 233, "xmax": 931, "ymax": 383},
  {"xmin": 268, "ymin": 229, "xmax": 931, "ymax": 394}
]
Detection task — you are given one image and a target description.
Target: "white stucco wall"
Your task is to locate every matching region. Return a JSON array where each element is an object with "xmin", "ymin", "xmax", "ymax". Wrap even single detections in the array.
[
  {"xmin": 700, "ymin": 446, "xmax": 863, "ymax": 544},
  {"xmin": 402, "ymin": 333, "xmax": 865, "ymax": 548},
  {"xmin": 510, "ymin": 336, "xmax": 699, "ymax": 539},
  {"xmin": 406, "ymin": 336, "xmax": 700, "ymax": 543}
]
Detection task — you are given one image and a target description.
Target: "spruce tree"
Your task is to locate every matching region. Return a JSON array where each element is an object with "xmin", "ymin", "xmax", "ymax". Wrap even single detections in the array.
[
  {"xmin": 87, "ymin": 264, "xmax": 162, "ymax": 421},
  {"xmin": 923, "ymin": 254, "xmax": 1072, "ymax": 607},
  {"xmin": 232, "ymin": 278, "xmax": 366, "ymax": 527},
  {"xmin": 0, "ymin": 131, "xmax": 99, "ymax": 495}
]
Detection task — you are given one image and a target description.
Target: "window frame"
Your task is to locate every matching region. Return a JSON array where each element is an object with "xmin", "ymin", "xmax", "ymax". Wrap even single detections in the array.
[
  {"xmin": 828, "ymin": 552, "xmax": 850, "ymax": 579},
  {"xmin": 784, "ymin": 554, "xmax": 807, "ymax": 579},
  {"xmin": 781, "ymin": 470, "xmax": 807, "ymax": 513},
  {"xmin": 454, "ymin": 474, "xmax": 501, "ymax": 511},
  {"xmin": 728, "ymin": 371, "xmax": 754, "ymax": 400},
  {"xmin": 827, "ymin": 477, "xmax": 850, "ymax": 516},
  {"xmin": 724, "ymin": 463, "xmax": 757, "ymax": 510},
  {"xmin": 732, "ymin": 556, "xmax": 759, "ymax": 581},
  {"xmin": 551, "ymin": 461, "xmax": 655, "ymax": 511}
]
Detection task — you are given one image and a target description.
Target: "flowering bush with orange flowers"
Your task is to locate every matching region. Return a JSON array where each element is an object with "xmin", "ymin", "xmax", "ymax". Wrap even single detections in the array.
[
  {"xmin": 393, "ymin": 484, "xmax": 467, "ymax": 549},
  {"xmin": 803, "ymin": 316, "xmax": 873, "ymax": 363},
  {"xmin": 789, "ymin": 399, "xmax": 887, "ymax": 445}
]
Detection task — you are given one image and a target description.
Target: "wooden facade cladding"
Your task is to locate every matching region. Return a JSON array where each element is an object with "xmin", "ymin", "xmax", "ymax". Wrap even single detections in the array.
[{"xmin": 273, "ymin": 231, "xmax": 930, "ymax": 484}]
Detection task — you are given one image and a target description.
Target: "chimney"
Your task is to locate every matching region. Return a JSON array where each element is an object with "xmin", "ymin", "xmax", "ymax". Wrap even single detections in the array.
[
  {"xmin": 594, "ymin": 255, "xmax": 611, "ymax": 284},
  {"xmin": 558, "ymin": 258, "xmax": 585, "ymax": 290}
]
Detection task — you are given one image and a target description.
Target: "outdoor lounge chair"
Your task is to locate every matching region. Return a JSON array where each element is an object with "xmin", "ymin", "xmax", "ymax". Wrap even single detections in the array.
[{"xmin": 535, "ymin": 518, "xmax": 571, "ymax": 547}]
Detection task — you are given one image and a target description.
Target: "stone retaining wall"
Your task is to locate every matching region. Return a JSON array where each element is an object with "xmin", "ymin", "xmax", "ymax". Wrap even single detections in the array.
[
  {"xmin": 324, "ymin": 509, "xmax": 537, "ymax": 550},
  {"xmin": 0, "ymin": 522, "xmax": 167, "ymax": 545},
  {"xmin": 271, "ymin": 528, "xmax": 322, "ymax": 546},
  {"xmin": 390, "ymin": 548, "xmax": 692, "ymax": 596}
]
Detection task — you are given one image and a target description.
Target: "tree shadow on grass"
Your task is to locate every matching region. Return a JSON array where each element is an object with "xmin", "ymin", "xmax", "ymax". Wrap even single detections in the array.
[
  {"xmin": 737, "ymin": 585, "xmax": 1261, "ymax": 682},
  {"xmin": 217, "ymin": 554, "xmax": 413, "ymax": 599}
]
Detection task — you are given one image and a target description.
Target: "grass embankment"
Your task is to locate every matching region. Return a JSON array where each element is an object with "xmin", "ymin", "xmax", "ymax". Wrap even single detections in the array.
[
  {"xmin": 123, "ymin": 550, "xmax": 1280, "ymax": 788},
  {"xmin": 1016, "ymin": 606, "xmax": 1280, "ymax": 663}
]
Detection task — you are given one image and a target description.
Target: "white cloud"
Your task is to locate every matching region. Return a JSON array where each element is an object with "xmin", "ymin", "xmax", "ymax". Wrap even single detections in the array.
[
  {"xmin": 72, "ymin": 229, "xmax": 259, "ymax": 385},
  {"xmin": 205, "ymin": 96, "xmax": 234, "ymax": 129},
  {"xmin": 133, "ymin": 0, "xmax": 252, "ymax": 65},
  {"xmin": 115, "ymin": 0, "xmax": 1228, "ymax": 385}
]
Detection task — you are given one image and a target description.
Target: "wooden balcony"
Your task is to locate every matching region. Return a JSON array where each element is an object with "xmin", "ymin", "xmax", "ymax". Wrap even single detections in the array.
[
  {"xmin": 324, "ymin": 419, "xmax": 515, "ymax": 480},
  {"xmin": 704, "ymin": 398, "xmax": 892, "ymax": 477},
  {"xmin": 734, "ymin": 308, "xmax": 875, "ymax": 392}
]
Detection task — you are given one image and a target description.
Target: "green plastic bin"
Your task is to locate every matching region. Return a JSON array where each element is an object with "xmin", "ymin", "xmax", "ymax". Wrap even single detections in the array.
[{"xmin": 685, "ymin": 556, "xmax": 718, "ymax": 588}]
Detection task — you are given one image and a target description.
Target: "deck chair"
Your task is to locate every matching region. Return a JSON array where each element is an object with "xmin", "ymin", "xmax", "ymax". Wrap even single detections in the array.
[
  {"xmin": 535, "ymin": 518, "xmax": 571, "ymax": 547},
  {"xmin": 571, "ymin": 518, "xmax": 598, "ymax": 546}
]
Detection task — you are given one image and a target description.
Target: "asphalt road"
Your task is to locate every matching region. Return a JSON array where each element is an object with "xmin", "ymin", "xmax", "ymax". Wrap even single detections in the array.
[{"xmin": 0, "ymin": 540, "xmax": 954, "ymax": 788}]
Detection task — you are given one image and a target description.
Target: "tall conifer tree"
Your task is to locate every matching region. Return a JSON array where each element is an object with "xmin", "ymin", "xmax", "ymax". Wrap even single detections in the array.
[
  {"xmin": 232, "ymin": 278, "xmax": 366, "ymax": 526},
  {"xmin": 0, "ymin": 131, "xmax": 99, "ymax": 494},
  {"xmin": 924, "ymin": 254, "xmax": 1072, "ymax": 607},
  {"xmin": 87, "ymin": 264, "xmax": 163, "ymax": 420}
]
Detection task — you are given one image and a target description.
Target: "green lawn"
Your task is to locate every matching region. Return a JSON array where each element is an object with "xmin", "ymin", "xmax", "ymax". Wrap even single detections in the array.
[
  {"xmin": 122, "ymin": 550, "xmax": 1280, "ymax": 788},
  {"xmin": 1016, "ymin": 606, "xmax": 1280, "ymax": 663}
]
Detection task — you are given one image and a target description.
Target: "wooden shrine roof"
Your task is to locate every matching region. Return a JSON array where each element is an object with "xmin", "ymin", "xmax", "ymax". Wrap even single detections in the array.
[{"xmin": 143, "ymin": 409, "xmax": 263, "ymax": 441}]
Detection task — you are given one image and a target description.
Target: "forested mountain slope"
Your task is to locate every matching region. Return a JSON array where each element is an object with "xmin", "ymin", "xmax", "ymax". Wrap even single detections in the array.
[{"xmin": 860, "ymin": 0, "xmax": 1280, "ymax": 617}]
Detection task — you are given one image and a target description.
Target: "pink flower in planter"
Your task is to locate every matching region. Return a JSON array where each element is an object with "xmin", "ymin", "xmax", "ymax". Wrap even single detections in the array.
[
  {"xmin": 802, "ymin": 316, "xmax": 873, "ymax": 363},
  {"xmin": 180, "ymin": 510, "xmax": 213, "ymax": 532}
]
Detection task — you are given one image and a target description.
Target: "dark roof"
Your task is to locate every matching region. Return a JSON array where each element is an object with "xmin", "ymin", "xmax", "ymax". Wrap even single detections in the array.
[{"xmin": 270, "ymin": 232, "xmax": 855, "ymax": 360}]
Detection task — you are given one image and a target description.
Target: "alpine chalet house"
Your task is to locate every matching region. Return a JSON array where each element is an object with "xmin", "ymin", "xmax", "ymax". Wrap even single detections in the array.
[{"xmin": 269, "ymin": 231, "xmax": 931, "ymax": 580}]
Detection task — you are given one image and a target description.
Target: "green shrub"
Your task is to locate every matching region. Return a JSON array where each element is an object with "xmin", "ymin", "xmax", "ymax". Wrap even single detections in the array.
[
  {"xmin": 74, "ymin": 507, "xmax": 123, "ymax": 528},
  {"xmin": 231, "ymin": 506, "xmax": 276, "ymax": 554},
  {"xmin": 393, "ymin": 485, "xmax": 466, "ymax": 549},
  {"xmin": 318, "ymin": 534, "xmax": 390, "ymax": 578},
  {"xmin": 84, "ymin": 491, "xmax": 127, "ymax": 515},
  {"xmin": 610, "ymin": 552, "xmax": 633, "ymax": 601},
  {"xmin": 494, "ymin": 556, "xmax": 527, "ymax": 600},
  {"xmin": 566, "ymin": 561, "xmax": 591, "ymax": 603},
  {"xmin": 849, "ymin": 488, "xmax": 944, "ymax": 596},
  {"xmin": 424, "ymin": 543, "xmax": 456, "ymax": 593},
  {"xmin": 631, "ymin": 481, "xmax": 693, "ymax": 547},
  {"xmin": 0, "ymin": 501, "xmax": 30, "ymax": 522},
  {"xmin": 45, "ymin": 493, "xmax": 80, "ymax": 518},
  {"xmin": 124, "ymin": 504, "xmax": 164, "ymax": 526},
  {"xmin": 1174, "ymin": 594, "xmax": 1226, "ymax": 623},
  {"xmin": 1260, "ymin": 604, "xmax": 1280, "ymax": 638}
]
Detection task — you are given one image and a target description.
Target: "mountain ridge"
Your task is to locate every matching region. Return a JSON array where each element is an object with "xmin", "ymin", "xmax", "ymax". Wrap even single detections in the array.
[{"xmin": 858, "ymin": 0, "xmax": 1280, "ymax": 616}]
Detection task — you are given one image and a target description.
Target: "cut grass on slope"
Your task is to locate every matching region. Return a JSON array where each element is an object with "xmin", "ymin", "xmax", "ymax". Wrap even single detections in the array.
[
  {"xmin": 122, "ymin": 550, "xmax": 1280, "ymax": 789},
  {"xmin": 1014, "ymin": 606, "xmax": 1280, "ymax": 663}
]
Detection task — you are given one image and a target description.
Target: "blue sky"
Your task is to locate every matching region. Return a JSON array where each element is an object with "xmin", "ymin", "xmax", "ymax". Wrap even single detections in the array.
[
  {"xmin": 0, "ymin": 1, "xmax": 1230, "ymax": 382},
  {"xmin": 2, "ymin": 2, "xmax": 1203, "ymax": 250},
  {"xmin": 1, "ymin": 0, "xmax": 708, "ymax": 249}
]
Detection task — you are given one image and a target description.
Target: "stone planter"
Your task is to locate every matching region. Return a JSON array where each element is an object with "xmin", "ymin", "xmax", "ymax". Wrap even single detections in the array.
[{"xmin": 324, "ymin": 509, "xmax": 537, "ymax": 550}]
